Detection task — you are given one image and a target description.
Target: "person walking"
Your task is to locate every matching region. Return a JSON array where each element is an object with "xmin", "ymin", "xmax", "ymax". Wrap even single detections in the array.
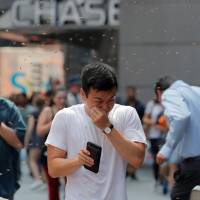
[
  {"xmin": 37, "ymin": 87, "xmax": 67, "ymax": 200},
  {"xmin": 155, "ymin": 76, "xmax": 200, "ymax": 200},
  {"xmin": 143, "ymin": 95, "xmax": 164, "ymax": 185},
  {"xmin": 24, "ymin": 94, "xmax": 46, "ymax": 189},
  {"xmin": 45, "ymin": 62, "xmax": 146, "ymax": 200},
  {"xmin": 0, "ymin": 97, "xmax": 26, "ymax": 200},
  {"xmin": 124, "ymin": 85, "xmax": 145, "ymax": 180}
]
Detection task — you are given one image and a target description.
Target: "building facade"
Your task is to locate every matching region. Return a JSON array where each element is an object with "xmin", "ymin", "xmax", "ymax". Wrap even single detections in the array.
[
  {"xmin": 1, "ymin": 0, "xmax": 200, "ymax": 102},
  {"xmin": 120, "ymin": 0, "xmax": 200, "ymax": 101}
]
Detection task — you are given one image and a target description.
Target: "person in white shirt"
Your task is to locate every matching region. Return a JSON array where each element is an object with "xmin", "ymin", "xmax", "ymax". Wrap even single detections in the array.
[
  {"xmin": 143, "ymin": 97, "xmax": 164, "ymax": 184},
  {"xmin": 45, "ymin": 62, "xmax": 146, "ymax": 200}
]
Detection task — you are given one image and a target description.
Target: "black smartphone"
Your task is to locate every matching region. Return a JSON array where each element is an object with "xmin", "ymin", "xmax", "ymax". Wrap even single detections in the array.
[{"xmin": 84, "ymin": 142, "xmax": 102, "ymax": 173}]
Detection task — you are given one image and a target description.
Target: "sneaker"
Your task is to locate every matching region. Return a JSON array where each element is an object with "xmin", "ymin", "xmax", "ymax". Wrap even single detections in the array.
[
  {"xmin": 131, "ymin": 173, "xmax": 138, "ymax": 181},
  {"xmin": 37, "ymin": 183, "xmax": 47, "ymax": 191},
  {"xmin": 30, "ymin": 180, "xmax": 44, "ymax": 190},
  {"xmin": 162, "ymin": 179, "xmax": 169, "ymax": 195}
]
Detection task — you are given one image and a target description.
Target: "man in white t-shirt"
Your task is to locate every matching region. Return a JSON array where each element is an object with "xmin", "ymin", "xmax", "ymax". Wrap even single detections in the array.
[{"xmin": 45, "ymin": 62, "xmax": 146, "ymax": 200}]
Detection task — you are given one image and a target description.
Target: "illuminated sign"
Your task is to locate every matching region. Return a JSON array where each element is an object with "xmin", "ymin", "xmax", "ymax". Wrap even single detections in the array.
[
  {"xmin": 11, "ymin": 0, "xmax": 120, "ymax": 27},
  {"xmin": 0, "ymin": 46, "xmax": 64, "ymax": 97}
]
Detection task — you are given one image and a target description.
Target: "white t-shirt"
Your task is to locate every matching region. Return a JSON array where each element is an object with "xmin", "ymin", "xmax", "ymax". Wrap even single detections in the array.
[
  {"xmin": 145, "ymin": 100, "xmax": 164, "ymax": 139},
  {"xmin": 45, "ymin": 104, "xmax": 146, "ymax": 200}
]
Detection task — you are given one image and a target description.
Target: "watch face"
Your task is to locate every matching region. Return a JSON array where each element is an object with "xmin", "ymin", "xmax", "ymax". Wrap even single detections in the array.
[{"xmin": 104, "ymin": 127, "xmax": 111, "ymax": 134}]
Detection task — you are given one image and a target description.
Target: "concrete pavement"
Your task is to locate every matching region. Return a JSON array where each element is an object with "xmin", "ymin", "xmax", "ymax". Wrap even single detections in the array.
[
  {"xmin": 14, "ymin": 161, "xmax": 169, "ymax": 200},
  {"xmin": 126, "ymin": 166, "xmax": 169, "ymax": 200}
]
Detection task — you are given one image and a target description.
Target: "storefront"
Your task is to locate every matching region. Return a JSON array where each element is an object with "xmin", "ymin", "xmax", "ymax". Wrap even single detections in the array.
[{"xmin": 0, "ymin": 0, "xmax": 119, "ymax": 96}]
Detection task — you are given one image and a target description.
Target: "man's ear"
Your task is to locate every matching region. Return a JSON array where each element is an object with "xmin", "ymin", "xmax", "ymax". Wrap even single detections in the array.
[{"xmin": 80, "ymin": 88, "xmax": 86, "ymax": 102}]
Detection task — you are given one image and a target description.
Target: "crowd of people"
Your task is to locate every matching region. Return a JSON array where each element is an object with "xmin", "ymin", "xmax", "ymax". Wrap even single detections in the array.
[{"xmin": 0, "ymin": 62, "xmax": 200, "ymax": 200}]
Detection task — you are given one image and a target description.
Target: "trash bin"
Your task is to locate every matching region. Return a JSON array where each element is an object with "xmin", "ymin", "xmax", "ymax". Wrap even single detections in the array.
[{"xmin": 190, "ymin": 185, "xmax": 200, "ymax": 200}]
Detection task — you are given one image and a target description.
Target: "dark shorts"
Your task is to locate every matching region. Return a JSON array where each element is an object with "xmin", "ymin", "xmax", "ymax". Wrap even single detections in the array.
[{"xmin": 28, "ymin": 134, "xmax": 45, "ymax": 149}]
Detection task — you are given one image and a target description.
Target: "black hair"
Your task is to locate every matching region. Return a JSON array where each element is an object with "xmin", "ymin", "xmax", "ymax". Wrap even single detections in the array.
[
  {"xmin": 155, "ymin": 76, "xmax": 176, "ymax": 93},
  {"xmin": 81, "ymin": 62, "xmax": 118, "ymax": 95},
  {"xmin": 45, "ymin": 86, "xmax": 66, "ymax": 106},
  {"xmin": 34, "ymin": 94, "xmax": 45, "ymax": 110},
  {"xmin": 52, "ymin": 86, "xmax": 66, "ymax": 98}
]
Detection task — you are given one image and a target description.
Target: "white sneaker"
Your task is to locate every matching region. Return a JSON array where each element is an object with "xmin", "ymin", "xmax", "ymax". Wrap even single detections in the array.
[
  {"xmin": 37, "ymin": 183, "xmax": 47, "ymax": 191},
  {"xmin": 30, "ymin": 180, "xmax": 44, "ymax": 190}
]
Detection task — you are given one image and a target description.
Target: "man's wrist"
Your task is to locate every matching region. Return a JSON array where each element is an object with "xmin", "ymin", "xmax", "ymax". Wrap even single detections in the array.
[
  {"xmin": 159, "ymin": 144, "xmax": 171, "ymax": 159},
  {"xmin": 74, "ymin": 156, "xmax": 82, "ymax": 168},
  {"xmin": 102, "ymin": 123, "xmax": 114, "ymax": 135},
  {"xmin": 103, "ymin": 122, "xmax": 112, "ymax": 129}
]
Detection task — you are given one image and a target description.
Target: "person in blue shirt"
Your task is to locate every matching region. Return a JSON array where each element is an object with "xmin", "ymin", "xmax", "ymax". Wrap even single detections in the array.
[
  {"xmin": 155, "ymin": 76, "xmax": 200, "ymax": 200},
  {"xmin": 0, "ymin": 97, "xmax": 26, "ymax": 200}
]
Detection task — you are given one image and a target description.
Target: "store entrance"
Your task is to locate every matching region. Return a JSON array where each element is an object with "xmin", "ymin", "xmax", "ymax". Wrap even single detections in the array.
[{"xmin": 0, "ymin": 27, "xmax": 118, "ymax": 96}]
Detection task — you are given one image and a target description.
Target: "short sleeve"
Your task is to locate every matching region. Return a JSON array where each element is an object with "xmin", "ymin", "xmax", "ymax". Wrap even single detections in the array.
[
  {"xmin": 145, "ymin": 101, "xmax": 154, "ymax": 115},
  {"xmin": 8, "ymin": 103, "xmax": 26, "ymax": 144},
  {"xmin": 123, "ymin": 107, "xmax": 147, "ymax": 144},
  {"xmin": 45, "ymin": 109, "xmax": 68, "ymax": 152}
]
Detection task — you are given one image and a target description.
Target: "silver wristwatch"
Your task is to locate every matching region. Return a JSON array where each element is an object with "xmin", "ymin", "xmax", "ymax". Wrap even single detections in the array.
[{"xmin": 103, "ymin": 124, "xmax": 114, "ymax": 135}]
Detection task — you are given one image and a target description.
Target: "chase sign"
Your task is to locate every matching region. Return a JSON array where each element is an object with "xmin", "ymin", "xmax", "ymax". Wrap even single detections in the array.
[{"xmin": 10, "ymin": 0, "xmax": 120, "ymax": 27}]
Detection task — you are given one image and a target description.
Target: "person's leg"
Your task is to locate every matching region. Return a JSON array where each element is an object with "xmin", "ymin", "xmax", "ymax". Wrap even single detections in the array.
[
  {"xmin": 150, "ymin": 139, "xmax": 160, "ymax": 182},
  {"xmin": 152, "ymin": 154, "xmax": 159, "ymax": 181},
  {"xmin": 168, "ymin": 163, "xmax": 178, "ymax": 188},
  {"xmin": 29, "ymin": 148, "xmax": 44, "ymax": 189},
  {"xmin": 9, "ymin": 195, "xmax": 13, "ymax": 200},
  {"xmin": 171, "ymin": 169, "xmax": 200, "ymax": 200},
  {"xmin": 29, "ymin": 148, "xmax": 42, "ymax": 180},
  {"xmin": 26, "ymin": 148, "xmax": 32, "ymax": 177},
  {"xmin": 43, "ymin": 163, "xmax": 59, "ymax": 200}
]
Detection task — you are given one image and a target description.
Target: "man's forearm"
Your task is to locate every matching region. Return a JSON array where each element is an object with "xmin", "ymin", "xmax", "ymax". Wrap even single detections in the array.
[
  {"xmin": 0, "ymin": 122, "xmax": 23, "ymax": 149},
  {"xmin": 107, "ymin": 128, "xmax": 145, "ymax": 168},
  {"xmin": 48, "ymin": 157, "xmax": 81, "ymax": 178},
  {"xmin": 143, "ymin": 115, "xmax": 153, "ymax": 126}
]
